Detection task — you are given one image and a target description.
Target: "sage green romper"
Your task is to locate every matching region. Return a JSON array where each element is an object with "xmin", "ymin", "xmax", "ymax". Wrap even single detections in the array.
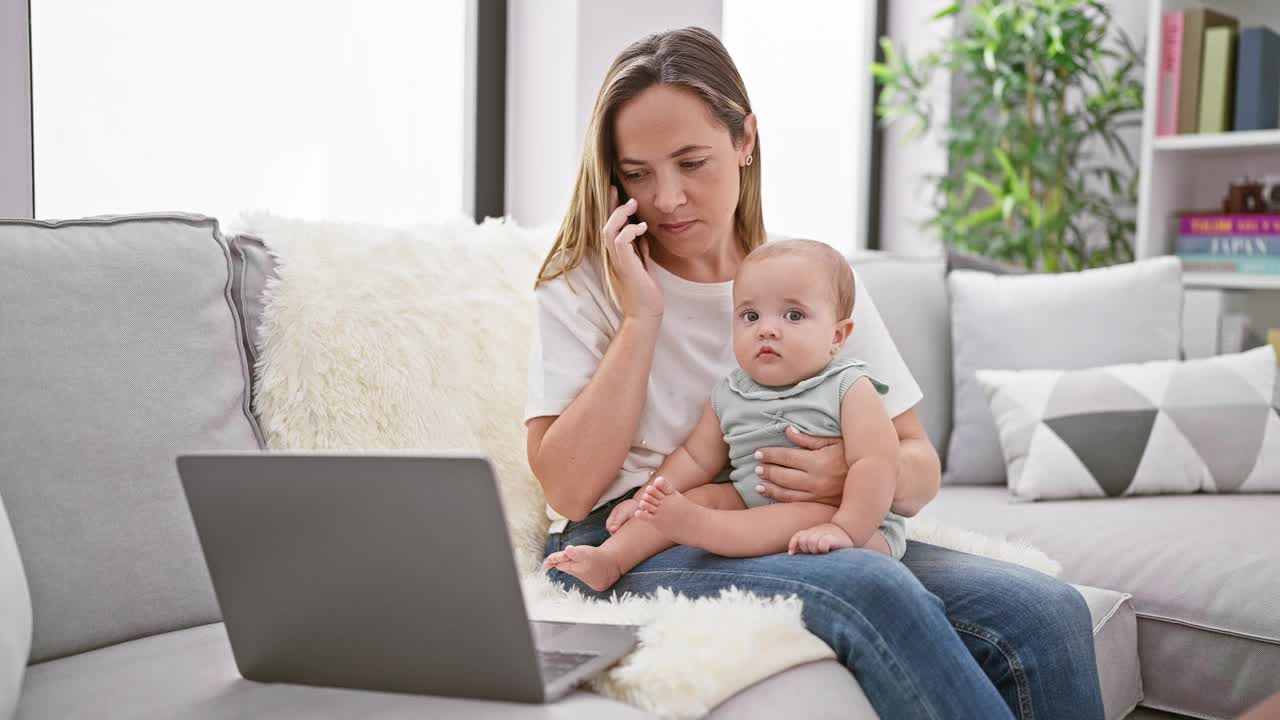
[{"xmin": 709, "ymin": 356, "xmax": 907, "ymax": 559}]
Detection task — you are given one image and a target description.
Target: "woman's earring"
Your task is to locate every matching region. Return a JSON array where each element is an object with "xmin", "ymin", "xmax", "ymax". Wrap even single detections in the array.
[{"xmin": 746, "ymin": 155, "xmax": 753, "ymax": 166}]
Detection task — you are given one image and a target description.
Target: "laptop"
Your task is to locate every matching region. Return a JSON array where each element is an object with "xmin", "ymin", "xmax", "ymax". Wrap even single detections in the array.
[{"xmin": 176, "ymin": 451, "xmax": 638, "ymax": 703}]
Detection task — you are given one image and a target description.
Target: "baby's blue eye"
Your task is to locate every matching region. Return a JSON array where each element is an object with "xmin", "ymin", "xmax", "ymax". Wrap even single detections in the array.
[
  {"xmin": 742, "ymin": 310, "xmax": 759, "ymax": 322},
  {"xmin": 785, "ymin": 310, "xmax": 805, "ymax": 321}
]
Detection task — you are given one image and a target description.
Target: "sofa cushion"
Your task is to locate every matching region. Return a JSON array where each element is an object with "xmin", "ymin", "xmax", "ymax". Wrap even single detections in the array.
[
  {"xmin": 917, "ymin": 487, "xmax": 1280, "ymax": 719},
  {"xmin": 978, "ymin": 346, "xmax": 1280, "ymax": 500},
  {"xmin": 1077, "ymin": 585, "xmax": 1142, "ymax": 720},
  {"xmin": 15, "ymin": 623, "xmax": 878, "ymax": 720},
  {"xmin": 15, "ymin": 623, "xmax": 655, "ymax": 720},
  {"xmin": 945, "ymin": 257, "xmax": 1184, "ymax": 486},
  {"xmin": 849, "ymin": 253, "xmax": 953, "ymax": 458},
  {"xmin": 0, "ymin": 214, "xmax": 264, "ymax": 662},
  {"xmin": 0, "ymin": 493, "xmax": 31, "ymax": 720}
]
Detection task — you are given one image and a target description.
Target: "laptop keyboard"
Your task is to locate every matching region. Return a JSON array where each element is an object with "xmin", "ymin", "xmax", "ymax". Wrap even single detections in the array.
[{"xmin": 538, "ymin": 650, "xmax": 599, "ymax": 681}]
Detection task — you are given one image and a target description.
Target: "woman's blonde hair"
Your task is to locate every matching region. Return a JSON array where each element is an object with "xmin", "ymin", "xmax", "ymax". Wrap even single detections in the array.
[{"xmin": 534, "ymin": 26, "xmax": 765, "ymax": 298}]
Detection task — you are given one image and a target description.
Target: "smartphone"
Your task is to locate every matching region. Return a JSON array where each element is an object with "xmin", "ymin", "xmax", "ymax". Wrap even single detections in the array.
[{"xmin": 611, "ymin": 174, "xmax": 647, "ymax": 264}]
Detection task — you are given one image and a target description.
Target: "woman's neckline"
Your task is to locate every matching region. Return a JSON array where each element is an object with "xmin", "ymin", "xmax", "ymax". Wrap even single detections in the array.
[{"xmin": 648, "ymin": 258, "xmax": 734, "ymax": 298}]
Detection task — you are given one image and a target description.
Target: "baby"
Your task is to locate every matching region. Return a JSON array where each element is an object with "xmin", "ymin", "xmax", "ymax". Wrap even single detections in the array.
[{"xmin": 543, "ymin": 239, "xmax": 904, "ymax": 592}]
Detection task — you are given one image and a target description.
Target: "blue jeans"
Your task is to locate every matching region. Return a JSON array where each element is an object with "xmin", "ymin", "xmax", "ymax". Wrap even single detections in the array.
[{"xmin": 545, "ymin": 492, "xmax": 1104, "ymax": 720}]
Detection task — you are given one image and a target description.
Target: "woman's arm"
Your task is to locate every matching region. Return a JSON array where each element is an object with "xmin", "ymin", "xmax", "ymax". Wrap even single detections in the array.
[
  {"xmin": 751, "ymin": 406, "xmax": 941, "ymax": 517},
  {"xmin": 888, "ymin": 408, "xmax": 941, "ymax": 517},
  {"xmin": 527, "ymin": 315, "xmax": 661, "ymax": 522},
  {"xmin": 528, "ymin": 188, "xmax": 666, "ymax": 521}
]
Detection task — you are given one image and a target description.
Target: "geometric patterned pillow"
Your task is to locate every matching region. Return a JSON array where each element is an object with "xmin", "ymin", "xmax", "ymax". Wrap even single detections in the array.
[{"xmin": 976, "ymin": 346, "xmax": 1280, "ymax": 501}]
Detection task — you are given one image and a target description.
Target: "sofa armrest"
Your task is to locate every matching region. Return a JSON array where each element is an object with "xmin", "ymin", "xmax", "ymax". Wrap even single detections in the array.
[{"xmin": 0, "ymin": 492, "xmax": 32, "ymax": 720}]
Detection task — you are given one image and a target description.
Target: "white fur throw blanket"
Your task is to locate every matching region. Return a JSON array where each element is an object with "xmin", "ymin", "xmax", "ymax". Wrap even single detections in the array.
[{"xmin": 236, "ymin": 212, "xmax": 1060, "ymax": 719}]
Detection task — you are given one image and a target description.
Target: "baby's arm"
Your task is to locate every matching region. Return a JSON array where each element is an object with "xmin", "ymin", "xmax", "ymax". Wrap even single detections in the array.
[
  {"xmin": 607, "ymin": 400, "xmax": 728, "ymax": 532},
  {"xmin": 655, "ymin": 400, "xmax": 730, "ymax": 491},
  {"xmin": 801, "ymin": 378, "xmax": 899, "ymax": 551}
]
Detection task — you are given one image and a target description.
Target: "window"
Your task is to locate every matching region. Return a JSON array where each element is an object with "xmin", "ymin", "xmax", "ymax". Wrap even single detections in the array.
[
  {"xmin": 31, "ymin": 0, "xmax": 469, "ymax": 225},
  {"xmin": 722, "ymin": 1, "xmax": 878, "ymax": 253}
]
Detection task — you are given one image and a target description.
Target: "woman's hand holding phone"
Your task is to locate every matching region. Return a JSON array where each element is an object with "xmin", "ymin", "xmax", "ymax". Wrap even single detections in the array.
[{"xmin": 604, "ymin": 185, "xmax": 664, "ymax": 321}]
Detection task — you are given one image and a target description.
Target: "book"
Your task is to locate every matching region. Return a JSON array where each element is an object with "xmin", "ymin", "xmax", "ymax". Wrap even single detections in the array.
[
  {"xmin": 1199, "ymin": 26, "xmax": 1235, "ymax": 133},
  {"xmin": 1178, "ymin": 9, "xmax": 1238, "ymax": 134},
  {"xmin": 1176, "ymin": 236, "xmax": 1280, "ymax": 255},
  {"xmin": 1179, "ymin": 254, "xmax": 1280, "ymax": 274},
  {"xmin": 1158, "ymin": 12, "xmax": 1184, "ymax": 136},
  {"xmin": 1179, "ymin": 214, "xmax": 1280, "ymax": 234},
  {"xmin": 1234, "ymin": 27, "xmax": 1280, "ymax": 131}
]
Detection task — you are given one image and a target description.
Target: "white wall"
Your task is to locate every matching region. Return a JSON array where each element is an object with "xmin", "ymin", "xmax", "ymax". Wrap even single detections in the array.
[{"xmin": 877, "ymin": 1, "xmax": 955, "ymax": 256}]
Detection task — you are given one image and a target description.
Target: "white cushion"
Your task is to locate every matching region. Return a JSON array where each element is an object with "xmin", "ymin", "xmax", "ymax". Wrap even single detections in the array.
[
  {"xmin": 978, "ymin": 346, "xmax": 1280, "ymax": 500},
  {"xmin": 944, "ymin": 257, "xmax": 1184, "ymax": 485}
]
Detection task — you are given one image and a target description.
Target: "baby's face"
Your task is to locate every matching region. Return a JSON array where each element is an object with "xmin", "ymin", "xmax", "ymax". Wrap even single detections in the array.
[{"xmin": 732, "ymin": 255, "xmax": 848, "ymax": 387}]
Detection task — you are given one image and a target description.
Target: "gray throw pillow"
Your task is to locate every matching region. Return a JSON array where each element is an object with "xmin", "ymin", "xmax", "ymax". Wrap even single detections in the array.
[
  {"xmin": 945, "ymin": 256, "xmax": 1184, "ymax": 485},
  {"xmin": 0, "ymin": 214, "xmax": 263, "ymax": 662},
  {"xmin": 977, "ymin": 346, "xmax": 1280, "ymax": 500},
  {"xmin": 0, "ymin": 493, "xmax": 30, "ymax": 720}
]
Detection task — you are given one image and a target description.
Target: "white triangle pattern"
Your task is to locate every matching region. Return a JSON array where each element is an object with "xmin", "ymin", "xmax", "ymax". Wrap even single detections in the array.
[
  {"xmin": 976, "ymin": 368, "xmax": 1061, "ymax": 420},
  {"xmin": 1210, "ymin": 346, "xmax": 1277, "ymax": 402},
  {"xmin": 1130, "ymin": 411, "xmax": 1209, "ymax": 494},
  {"xmin": 1103, "ymin": 360, "xmax": 1176, "ymax": 407},
  {"xmin": 1013, "ymin": 423, "xmax": 1107, "ymax": 501}
]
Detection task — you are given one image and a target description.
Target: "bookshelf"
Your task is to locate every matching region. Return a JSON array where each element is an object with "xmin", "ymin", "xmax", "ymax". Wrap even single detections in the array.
[
  {"xmin": 1152, "ymin": 128, "xmax": 1280, "ymax": 155},
  {"xmin": 1136, "ymin": 0, "xmax": 1280, "ymax": 292},
  {"xmin": 1183, "ymin": 272, "xmax": 1280, "ymax": 290}
]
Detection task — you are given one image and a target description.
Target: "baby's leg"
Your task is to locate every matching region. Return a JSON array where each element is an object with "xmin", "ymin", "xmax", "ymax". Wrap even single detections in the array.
[
  {"xmin": 543, "ymin": 483, "xmax": 747, "ymax": 592},
  {"xmin": 637, "ymin": 477, "xmax": 836, "ymax": 557}
]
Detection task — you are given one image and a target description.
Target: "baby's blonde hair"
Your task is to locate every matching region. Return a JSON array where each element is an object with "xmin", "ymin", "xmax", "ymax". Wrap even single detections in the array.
[{"xmin": 740, "ymin": 239, "xmax": 855, "ymax": 319}]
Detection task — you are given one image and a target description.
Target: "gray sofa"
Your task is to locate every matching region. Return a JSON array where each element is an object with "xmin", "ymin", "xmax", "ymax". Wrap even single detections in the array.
[{"xmin": 0, "ymin": 214, "xmax": 1273, "ymax": 719}]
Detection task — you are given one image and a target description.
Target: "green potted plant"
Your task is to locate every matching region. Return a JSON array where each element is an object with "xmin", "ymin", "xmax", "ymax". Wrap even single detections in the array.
[{"xmin": 872, "ymin": 0, "xmax": 1144, "ymax": 271}]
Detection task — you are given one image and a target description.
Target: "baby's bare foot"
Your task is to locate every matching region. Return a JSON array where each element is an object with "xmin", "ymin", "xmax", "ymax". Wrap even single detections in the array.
[
  {"xmin": 635, "ymin": 476, "xmax": 710, "ymax": 547},
  {"xmin": 542, "ymin": 544, "xmax": 622, "ymax": 592}
]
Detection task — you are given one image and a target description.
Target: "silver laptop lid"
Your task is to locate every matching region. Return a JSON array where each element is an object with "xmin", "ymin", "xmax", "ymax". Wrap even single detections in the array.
[{"xmin": 177, "ymin": 451, "xmax": 547, "ymax": 702}]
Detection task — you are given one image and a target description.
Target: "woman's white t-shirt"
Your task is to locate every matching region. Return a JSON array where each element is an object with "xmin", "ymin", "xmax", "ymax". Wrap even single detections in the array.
[{"xmin": 525, "ymin": 254, "xmax": 923, "ymax": 533}]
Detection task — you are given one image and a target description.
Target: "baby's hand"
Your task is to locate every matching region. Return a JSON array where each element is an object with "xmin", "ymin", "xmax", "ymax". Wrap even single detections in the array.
[
  {"xmin": 788, "ymin": 523, "xmax": 855, "ymax": 555},
  {"xmin": 606, "ymin": 498, "xmax": 640, "ymax": 534}
]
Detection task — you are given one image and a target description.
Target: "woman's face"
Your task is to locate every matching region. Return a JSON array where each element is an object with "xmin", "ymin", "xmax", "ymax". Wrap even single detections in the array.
[{"xmin": 612, "ymin": 84, "xmax": 755, "ymax": 262}]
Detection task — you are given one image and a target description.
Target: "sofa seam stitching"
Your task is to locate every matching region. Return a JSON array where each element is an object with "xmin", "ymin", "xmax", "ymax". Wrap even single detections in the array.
[{"xmin": 1134, "ymin": 610, "xmax": 1280, "ymax": 646}]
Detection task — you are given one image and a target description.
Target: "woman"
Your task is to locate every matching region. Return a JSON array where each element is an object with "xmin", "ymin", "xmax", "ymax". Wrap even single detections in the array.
[{"xmin": 525, "ymin": 27, "xmax": 1104, "ymax": 719}]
